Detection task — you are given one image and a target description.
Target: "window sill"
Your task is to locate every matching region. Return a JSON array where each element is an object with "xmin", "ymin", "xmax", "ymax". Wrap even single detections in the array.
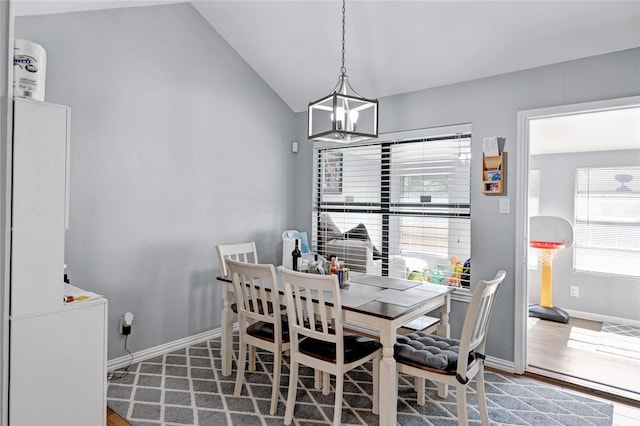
[{"xmin": 451, "ymin": 287, "xmax": 472, "ymax": 303}]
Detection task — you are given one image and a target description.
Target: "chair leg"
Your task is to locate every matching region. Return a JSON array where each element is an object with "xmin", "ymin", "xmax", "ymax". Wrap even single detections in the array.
[
  {"xmin": 372, "ymin": 356, "xmax": 379, "ymax": 415},
  {"xmin": 322, "ymin": 371, "xmax": 330, "ymax": 395},
  {"xmin": 314, "ymin": 369, "xmax": 322, "ymax": 390},
  {"xmin": 476, "ymin": 367, "xmax": 490, "ymax": 426},
  {"xmin": 456, "ymin": 384, "xmax": 468, "ymax": 426},
  {"xmin": 333, "ymin": 373, "xmax": 343, "ymax": 426},
  {"xmin": 249, "ymin": 345, "xmax": 256, "ymax": 372},
  {"xmin": 284, "ymin": 360, "xmax": 299, "ymax": 425},
  {"xmin": 270, "ymin": 350, "xmax": 282, "ymax": 415},
  {"xmin": 234, "ymin": 339, "xmax": 247, "ymax": 397},
  {"xmin": 416, "ymin": 377, "xmax": 426, "ymax": 406}
]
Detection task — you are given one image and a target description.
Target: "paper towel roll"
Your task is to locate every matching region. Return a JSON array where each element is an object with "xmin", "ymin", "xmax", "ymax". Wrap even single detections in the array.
[{"xmin": 14, "ymin": 39, "xmax": 47, "ymax": 101}]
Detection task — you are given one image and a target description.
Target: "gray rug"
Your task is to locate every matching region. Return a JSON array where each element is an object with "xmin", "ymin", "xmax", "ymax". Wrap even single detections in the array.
[
  {"xmin": 602, "ymin": 322, "xmax": 640, "ymax": 339},
  {"xmin": 107, "ymin": 335, "xmax": 613, "ymax": 425}
]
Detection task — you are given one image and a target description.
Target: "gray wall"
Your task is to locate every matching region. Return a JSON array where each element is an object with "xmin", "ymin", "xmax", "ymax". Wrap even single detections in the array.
[
  {"xmin": 529, "ymin": 149, "xmax": 640, "ymax": 320},
  {"xmin": 293, "ymin": 48, "xmax": 640, "ymax": 362},
  {"xmin": 15, "ymin": 3, "xmax": 297, "ymax": 359}
]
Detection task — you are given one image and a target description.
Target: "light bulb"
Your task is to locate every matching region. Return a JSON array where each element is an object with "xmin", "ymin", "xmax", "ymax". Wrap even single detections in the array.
[
  {"xmin": 333, "ymin": 107, "xmax": 345, "ymax": 130},
  {"xmin": 347, "ymin": 109, "xmax": 359, "ymax": 132}
]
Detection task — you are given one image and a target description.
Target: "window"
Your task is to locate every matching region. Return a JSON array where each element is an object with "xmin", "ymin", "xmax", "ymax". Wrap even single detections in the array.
[
  {"xmin": 312, "ymin": 127, "xmax": 471, "ymax": 286},
  {"xmin": 574, "ymin": 167, "xmax": 640, "ymax": 278}
]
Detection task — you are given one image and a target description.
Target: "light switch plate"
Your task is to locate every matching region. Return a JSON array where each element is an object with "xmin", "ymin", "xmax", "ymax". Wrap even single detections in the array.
[{"xmin": 499, "ymin": 198, "xmax": 510, "ymax": 214}]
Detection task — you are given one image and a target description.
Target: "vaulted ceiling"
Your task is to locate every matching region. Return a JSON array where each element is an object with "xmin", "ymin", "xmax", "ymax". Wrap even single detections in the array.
[{"xmin": 15, "ymin": 0, "xmax": 640, "ymax": 113}]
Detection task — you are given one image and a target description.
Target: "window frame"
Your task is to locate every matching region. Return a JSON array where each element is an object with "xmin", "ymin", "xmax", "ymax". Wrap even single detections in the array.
[
  {"xmin": 312, "ymin": 125, "xmax": 472, "ymax": 286},
  {"xmin": 573, "ymin": 166, "xmax": 640, "ymax": 279}
]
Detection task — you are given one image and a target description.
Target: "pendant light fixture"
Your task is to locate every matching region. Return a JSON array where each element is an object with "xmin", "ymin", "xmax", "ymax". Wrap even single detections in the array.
[{"xmin": 308, "ymin": 0, "xmax": 378, "ymax": 143}]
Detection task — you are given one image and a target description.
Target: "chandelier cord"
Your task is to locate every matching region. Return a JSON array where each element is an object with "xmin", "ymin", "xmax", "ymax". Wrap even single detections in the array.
[{"xmin": 340, "ymin": 0, "xmax": 346, "ymax": 76}]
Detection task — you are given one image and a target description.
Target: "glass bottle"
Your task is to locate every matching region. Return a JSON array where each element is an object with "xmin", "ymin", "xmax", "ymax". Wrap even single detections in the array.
[{"xmin": 291, "ymin": 239, "xmax": 302, "ymax": 272}]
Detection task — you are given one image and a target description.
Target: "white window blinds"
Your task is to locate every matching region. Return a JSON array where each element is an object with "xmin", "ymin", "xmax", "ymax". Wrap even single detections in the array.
[
  {"xmin": 574, "ymin": 167, "xmax": 640, "ymax": 278},
  {"xmin": 312, "ymin": 128, "xmax": 471, "ymax": 286}
]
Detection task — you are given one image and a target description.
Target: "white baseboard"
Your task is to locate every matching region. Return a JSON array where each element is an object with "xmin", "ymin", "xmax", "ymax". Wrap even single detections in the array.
[
  {"xmin": 108, "ymin": 325, "xmax": 238, "ymax": 371},
  {"xmin": 485, "ymin": 356, "xmax": 516, "ymax": 374},
  {"xmin": 563, "ymin": 309, "xmax": 640, "ymax": 327},
  {"xmin": 108, "ymin": 323, "xmax": 518, "ymax": 382}
]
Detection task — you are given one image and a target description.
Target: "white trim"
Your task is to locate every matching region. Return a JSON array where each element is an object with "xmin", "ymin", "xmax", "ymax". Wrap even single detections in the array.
[
  {"xmin": 514, "ymin": 95, "xmax": 640, "ymax": 377},
  {"xmin": 107, "ymin": 325, "xmax": 237, "ymax": 371},
  {"xmin": 514, "ymin": 109, "xmax": 530, "ymax": 375},
  {"xmin": 485, "ymin": 356, "xmax": 516, "ymax": 375},
  {"xmin": 563, "ymin": 309, "xmax": 640, "ymax": 328},
  {"xmin": 451, "ymin": 288, "xmax": 472, "ymax": 304},
  {"xmin": 1, "ymin": 3, "xmax": 14, "ymax": 425},
  {"xmin": 105, "ymin": 323, "xmax": 521, "ymax": 379},
  {"xmin": 377, "ymin": 123, "xmax": 472, "ymax": 143},
  {"xmin": 313, "ymin": 122, "xmax": 472, "ymax": 149}
]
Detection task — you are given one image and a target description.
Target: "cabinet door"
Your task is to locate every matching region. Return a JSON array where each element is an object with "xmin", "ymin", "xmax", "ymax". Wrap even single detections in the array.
[
  {"xmin": 10, "ymin": 301, "xmax": 107, "ymax": 426},
  {"xmin": 11, "ymin": 99, "xmax": 69, "ymax": 317}
]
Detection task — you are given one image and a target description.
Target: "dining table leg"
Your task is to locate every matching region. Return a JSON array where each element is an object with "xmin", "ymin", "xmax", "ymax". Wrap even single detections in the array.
[
  {"xmin": 378, "ymin": 326, "xmax": 397, "ymax": 426},
  {"xmin": 221, "ymin": 283, "xmax": 234, "ymax": 377}
]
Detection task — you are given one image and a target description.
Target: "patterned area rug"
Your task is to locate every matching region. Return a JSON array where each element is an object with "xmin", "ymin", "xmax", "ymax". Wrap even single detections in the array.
[
  {"xmin": 107, "ymin": 335, "xmax": 613, "ymax": 425},
  {"xmin": 602, "ymin": 322, "xmax": 640, "ymax": 339}
]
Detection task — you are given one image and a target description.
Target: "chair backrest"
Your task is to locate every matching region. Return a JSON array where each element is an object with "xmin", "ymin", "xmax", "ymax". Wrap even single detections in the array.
[
  {"xmin": 216, "ymin": 241, "xmax": 258, "ymax": 279},
  {"xmin": 457, "ymin": 270, "xmax": 506, "ymax": 373},
  {"xmin": 226, "ymin": 259, "xmax": 283, "ymax": 333},
  {"xmin": 278, "ymin": 267, "xmax": 343, "ymax": 363}
]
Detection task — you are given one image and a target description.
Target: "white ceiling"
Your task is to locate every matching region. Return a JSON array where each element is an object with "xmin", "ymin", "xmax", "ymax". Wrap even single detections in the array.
[
  {"xmin": 529, "ymin": 107, "xmax": 640, "ymax": 156},
  {"xmin": 15, "ymin": 0, "xmax": 640, "ymax": 113},
  {"xmin": 13, "ymin": 0, "xmax": 640, "ymax": 154}
]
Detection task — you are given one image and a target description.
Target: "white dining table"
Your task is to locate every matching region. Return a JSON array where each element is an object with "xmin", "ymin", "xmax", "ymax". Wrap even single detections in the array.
[{"xmin": 217, "ymin": 273, "xmax": 454, "ymax": 426}]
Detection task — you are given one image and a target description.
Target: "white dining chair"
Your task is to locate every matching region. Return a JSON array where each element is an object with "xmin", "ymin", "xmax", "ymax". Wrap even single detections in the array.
[
  {"xmin": 394, "ymin": 270, "xmax": 506, "ymax": 426},
  {"xmin": 215, "ymin": 241, "xmax": 259, "ymax": 375},
  {"xmin": 216, "ymin": 241, "xmax": 258, "ymax": 279},
  {"xmin": 278, "ymin": 266, "xmax": 381, "ymax": 426},
  {"xmin": 226, "ymin": 259, "xmax": 289, "ymax": 416}
]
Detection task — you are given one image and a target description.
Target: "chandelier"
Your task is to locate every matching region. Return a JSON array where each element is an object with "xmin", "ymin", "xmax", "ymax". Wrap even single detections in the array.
[{"xmin": 308, "ymin": 0, "xmax": 378, "ymax": 143}]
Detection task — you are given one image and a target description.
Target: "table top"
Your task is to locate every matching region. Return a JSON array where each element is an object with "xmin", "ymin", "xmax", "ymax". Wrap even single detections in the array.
[{"xmin": 217, "ymin": 273, "xmax": 454, "ymax": 321}]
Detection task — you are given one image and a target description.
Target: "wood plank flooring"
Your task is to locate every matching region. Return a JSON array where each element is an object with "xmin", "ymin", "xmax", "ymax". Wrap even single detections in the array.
[
  {"xmin": 527, "ymin": 316, "xmax": 640, "ymax": 425},
  {"xmin": 107, "ymin": 407, "xmax": 130, "ymax": 426},
  {"xmin": 528, "ymin": 317, "xmax": 640, "ymax": 398}
]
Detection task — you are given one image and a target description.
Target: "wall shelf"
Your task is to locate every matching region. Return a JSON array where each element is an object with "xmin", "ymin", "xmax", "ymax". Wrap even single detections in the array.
[{"xmin": 482, "ymin": 152, "xmax": 505, "ymax": 194}]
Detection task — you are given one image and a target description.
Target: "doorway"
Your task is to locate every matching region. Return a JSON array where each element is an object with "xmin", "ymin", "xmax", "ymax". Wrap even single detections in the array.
[{"xmin": 514, "ymin": 96, "xmax": 640, "ymax": 400}]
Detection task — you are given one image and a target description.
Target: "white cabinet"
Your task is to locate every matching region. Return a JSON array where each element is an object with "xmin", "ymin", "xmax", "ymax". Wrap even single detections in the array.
[
  {"xmin": 11, "ymin": 98, "xmax": 69, "ymax": 317},
  {"xmin": 10, "ymin": 291, "xmax": 108, "ymax": 426},
  {"xmin": 9, "ymin": 99, "xmax": 107, "ymax": 426}
]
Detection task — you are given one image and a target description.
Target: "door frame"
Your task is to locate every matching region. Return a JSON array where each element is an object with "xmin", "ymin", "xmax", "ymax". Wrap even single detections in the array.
[{"xmin": 513, "ymin": 95, "xmax": 640, "ymax": 374}]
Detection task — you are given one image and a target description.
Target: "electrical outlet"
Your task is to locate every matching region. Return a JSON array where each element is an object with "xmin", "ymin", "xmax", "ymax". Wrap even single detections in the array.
[
  {"xmin": 120, "ymin": 312, "xmax": 134, "ymax": 335},
  {"xmin": 570, "ymin": 286, "xmax": 579, "ymax": 298}
]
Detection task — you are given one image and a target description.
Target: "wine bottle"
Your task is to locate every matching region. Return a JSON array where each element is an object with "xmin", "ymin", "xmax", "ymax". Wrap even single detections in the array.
[{"xmin": 291, "ymin": 239, "xmax": 302, "ymax": 271}]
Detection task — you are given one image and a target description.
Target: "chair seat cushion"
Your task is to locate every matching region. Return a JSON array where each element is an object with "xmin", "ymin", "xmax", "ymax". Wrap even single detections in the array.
[
  {"xmin": 299, "ymin": 334, "xmax": 381, "ymax": 364},
  {"xmin": 394, "ymin": 332, "xmax": 460, "ymax": 371},
  {"xmin": 247, "ymin": 321, "xmax": 290, "ymax": 343}
]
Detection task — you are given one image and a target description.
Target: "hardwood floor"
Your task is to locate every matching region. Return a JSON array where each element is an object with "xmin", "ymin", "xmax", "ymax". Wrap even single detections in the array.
[
  {"xmin": 527, "ymin": 316, "xmax": 640, "ymax": 425},
  {"xmin": 107, "ymin": 407, "xmax": 130, "ymax": 426}
]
